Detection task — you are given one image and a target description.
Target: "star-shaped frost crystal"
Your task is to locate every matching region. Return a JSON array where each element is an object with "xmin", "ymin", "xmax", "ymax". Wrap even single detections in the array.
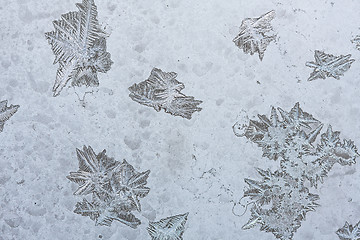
[
  {"xmin": 147, "ymin": 213, "xmax": 189, "ymax": 240},
  {"xmin": 305, "ymin": 50, "xmax": 354, "ymax": 81},
  {"xmin": 111, "ymin": 160, "xmax": 150, "ymax": 212},
  {"xmin": 233, "ymin": 10, "xmax": 276, "ymax": 60},
  {"xmin": 0, "ymin": 100, "xmax": 19, "ymax": 132},
  {"xmin": 336, "ymin": 221, "xmax": 360, "ymax": 240},
  {"xmin": 67, "ymin": 146, "xmax": 150, "ymax": 228},
  {"xmin": 67, "ymin": 146, "xmax": 119, "ymax": 195}
]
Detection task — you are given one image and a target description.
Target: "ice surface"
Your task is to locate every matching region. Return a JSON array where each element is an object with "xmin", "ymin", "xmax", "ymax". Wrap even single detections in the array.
[{"xmin": 1, "ymin": 0, "xmax": 360, "ymax": 239}]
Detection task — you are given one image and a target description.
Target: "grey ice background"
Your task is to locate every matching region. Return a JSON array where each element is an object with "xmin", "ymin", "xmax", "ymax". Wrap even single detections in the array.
[{"xmin": 1, "ymin": 0, "xmax": 360, "ymax": 239}]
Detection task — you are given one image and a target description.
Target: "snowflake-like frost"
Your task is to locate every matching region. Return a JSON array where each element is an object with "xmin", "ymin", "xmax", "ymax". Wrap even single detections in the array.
[
  {"xmin": 0, "ymin": 100, "xmax": 19, "ymax": 132},
  {"xmin": 234, "ymin": 103, "xmax": 359, "ymax": 239},
  {"xmin": 337, "ymin": 221, "xmax": 360, "ymax": 240},
  {"xmin": 129, "ymin": 68, "xmax": 202, "ymax": 119},
  {"xmin": 45, "ymin": 0, "xmax": 113, "ymax": 96},
  {"xmin": 147, "ymin": 212, "xmax": 189, "ymax": 240},
  {"xmin": 233, "ymin": 10, "xmax": 276, "ymax": 60},
  {"xmin": 305, "ymin": 50, "xmax": 354, "ymax": 81},
  {"xmin": 67, "ymin": 146, "xmax": 150, "ymax": 228}
]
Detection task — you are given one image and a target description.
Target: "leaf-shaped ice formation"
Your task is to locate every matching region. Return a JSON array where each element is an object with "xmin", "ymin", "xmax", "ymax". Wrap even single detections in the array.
[
  {"xmin": 0, "ymin": 100, "xmax": 19, "ymax": 132},
  {"xmin": 305, "ymin": 50, "xmax": 354, "ymax": 81},
  {"xmin": 67, "ymin": 146, "xmax": 150, "ymax": 228},
  {"xmin": 233, "ymin": 10, "xmax": 276, "ymax": 60},
  {"xmin": 336, "ymin": 221, "xmax": 360, "ymax": 240},
  {"xmin": 352, "ymin": 36, "xmax": 360, "ymax": 51},
  {"xmin": 147, "ymin": 212, "xmax": 189, "ymax": 240},
  {"xmin": 45, "ymin": 0, "xmax": 113, "ymax": 96},
  {"xmin": 128, "ymin": 68, "xmax": 202, "ymax": 119},
  {"xmin": 234, "ymin": 103, "xmax": 359, "ymax": 239}
]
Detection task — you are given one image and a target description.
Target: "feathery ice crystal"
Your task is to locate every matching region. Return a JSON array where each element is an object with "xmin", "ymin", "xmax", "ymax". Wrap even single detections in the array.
[
  {"xmin": 45, "ymin": 0, "xmax": 113, "ymax": 96},
  {"xmin": 129, "ymin": 68, "xmax": 202, "ymax": 119}
]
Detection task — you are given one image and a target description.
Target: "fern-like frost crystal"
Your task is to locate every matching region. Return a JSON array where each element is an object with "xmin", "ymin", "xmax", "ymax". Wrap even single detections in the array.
[
  {"xmin": 45, "ymin": 0, "xmax": 113, "ymax": 96},
  {"xmin": 234, "ymin": 103, "xmax": 359, "ymax": 240},
  {"xmin": 0, "ymin": 100, "xmax": 19, "ymax": 132},
  {"xmin": 305, "ymin": 50, "xmax": 354, "ymax": 81},
  {"xmin": 147, "ymin": 212, "xmax": 189, "ymax": 240},
  {"xmin": 233, "ymin": 10, "xmax": 276, "ymax": 60},
  {"xmin": 128, "ymin": 68, "xmax": 202, "ymax": 119},
  {"xmin": 67, "ymin": 146, "xmax": 150, "ymax": 228},
  {"xmin": 337, "ymin": 221, "xmax": 360, "ymax": 240}
]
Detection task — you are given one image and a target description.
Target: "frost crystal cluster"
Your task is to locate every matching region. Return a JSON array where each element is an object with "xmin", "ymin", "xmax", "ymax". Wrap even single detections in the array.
[
  {"xmin": 129, "ymin": 68, "xmax": 202, "ymax": 119},
  {"xmin": 147, "ymin": 212, "xmax": 189, "ymax": 240},
  {"xmin": 233, "ymin": 10, "xmax": 276, "ymax": 60},
  {"xmin": 337, "ymin": 221, "xmax": 360, "ymax": 240},
  {"xmin": 67, "ymin": 146, "xmax": 150, "ymax": 228},
  {"xmin": 305, "ymin": 50, "xmax": 354, "ymax": 81},
  {"xmin": 0, "ymin": 100, "xmax": 19, "ymax": 132},
  {"xmin": 45, "ymin": 0, "xmax": 113, "ymax": 96},
  {"xmin": 233, "ymin": 103, "xmax": 359, "ymax": 240}
]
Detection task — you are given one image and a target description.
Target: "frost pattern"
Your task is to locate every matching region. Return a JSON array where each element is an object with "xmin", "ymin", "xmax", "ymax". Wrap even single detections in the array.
[
  {"xmin": 242, "ymin": 169, "xmax": 319, "ymax": 240},
  {"xmin": 45, "ymin": 0, "xmax": 113, "ymax": 96},
  {"xmin": 234, "ymin": 103, "xmax": 359, "ymax": 240},
  {"xmin": 337, "ymin": 221, "xmax": 360, "ymax": 240},
  {"xmin": 147, "ymin": 213, "xmax": 189, "ymax": 240},
  {"xmin": 128, "ymin": 68, "xmax": 202, "ymax": 119},
  {"xmin": 351, "ymin": 36, "xmax": 360, "ymax": 51},
  {"xmin": 233, "ymin": 10, "xmax": 276, "ymax": 60},
  {"xmin": 67, "ymin": 146, "xmax": 150, "ymax": 228},
  {"xmin": 305, "ymin": 50, "xmax": 354, "ymax": 81},
  {"xmin": 0, "ymin": 100, "xmax": 19, "ymax": 132}
]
